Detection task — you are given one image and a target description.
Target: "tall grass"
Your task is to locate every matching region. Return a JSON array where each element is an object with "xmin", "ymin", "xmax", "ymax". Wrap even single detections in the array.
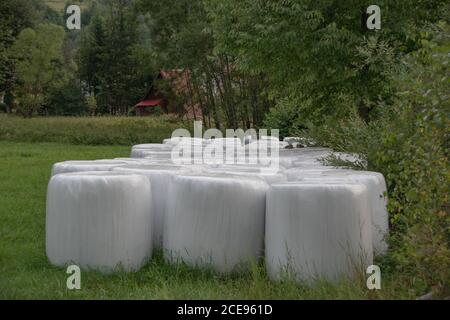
[{"xmin": 0, "ymin": 116, "xmax": 190, "ymax": 145}]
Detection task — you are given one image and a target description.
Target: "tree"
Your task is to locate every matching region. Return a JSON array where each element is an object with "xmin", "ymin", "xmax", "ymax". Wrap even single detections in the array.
[
  {"xmin": 78, "ymin": 0, "xmax": 153, "ymax": 115},
  {"xmin": 45, "ymin": 78, "xmax": 87, "ymax": 116},
  {"xmin": 10, "ymin": 24, "xmax": 67, "ymax": 117},
  {"xmin": 135, "ymin": 0, "xmax": 274, "ymax": 128},
  {"xmin": 78, "ymin": 15, "xmax": 107, "ymax": 97},
  {"xmin": 205, "ymin": 0, "xmax": 449, "ymax": 132},
  {"xmin": 0, "ymin": 0, "xmax": 36, "ymax": 109}
]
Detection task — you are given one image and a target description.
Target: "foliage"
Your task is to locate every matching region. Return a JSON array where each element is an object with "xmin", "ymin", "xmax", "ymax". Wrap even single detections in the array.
[
  {"xmin": 45, "ymin": 78, "xmax": 88, "ymax": 116},
  {"xmin": 77, "ymin": 0, "xmax": 153, "ymax": 115},
  {"xmin": 10, "ymin": 24, "xmax": 67, "ymax": 117},
  {"xmin": 206, "ymin": 0, "xmax": 448, "ymax": 129},
  {"xmin": 0, "ymin": 0, "xmax": 36, "ymax": 94},
  {"xmin": 305, "ymin": 23, "xmax": 450, "ymax": 295},
  {"xmin": 135, "ymin": 0, "xmax": 274, "ymax": 128}
]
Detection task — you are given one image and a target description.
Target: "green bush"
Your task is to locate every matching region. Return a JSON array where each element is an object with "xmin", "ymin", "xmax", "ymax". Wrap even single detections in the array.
[
  {"xmin": 303, "ymin": 23, "xmax": 450, "ymax": 296},
  {"xmin": 0, "ymin": 115, "xmax": 191, "ymax": 145}
]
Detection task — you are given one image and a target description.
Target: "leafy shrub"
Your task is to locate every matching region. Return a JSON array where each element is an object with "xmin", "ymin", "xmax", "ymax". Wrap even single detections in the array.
[{"xmin": 303, "ymin": 23, "xmax": 450, "ymax": 296}]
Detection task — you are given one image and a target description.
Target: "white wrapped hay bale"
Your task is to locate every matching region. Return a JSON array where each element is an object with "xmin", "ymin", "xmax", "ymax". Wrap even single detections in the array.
[
  {"xmin": 280, "ymin": 147, "xmax": 332, "ymax": 157},
  {"xmin": 204, "ymin": 166, "xmax": 287, "ymax": 184},
  {"xmin": 132, "ymin": 143, "xmax": 172, "ymax": 150},
  {"xmin": 209, "ymin": 137, "xmax": 242, "ymax": 147},
  {"xmin": 248, "ymin": 138, "xmax": 283, "ymax": 149},
  {"xmin": 283, "ymin": 137, "xmax": 300, "ymax": 144},
  {"xmin": 280, "ymin": 149, "xmax": 331, "ymax": 158},
  {"xmin": 143, "ymin": 151, "xmax": 173, "ymax": 159},
  {"xmin": 113, "ymin": 157, "xmax": 157, "ymax": 165},
  {"xmin": 130, "ymin": 144, "xmax": 172, "ymax": 158},
  {"xmin": 131, "ymin": 149, "xmax": 174, "ymax": 159},
  {"xmin": 163, "ymin": 138, "xmax": 175, "ymax": 144},
  {"xmin": 277, "ymin": 156, "xmax": 325, "ymax": 169},
  {"xmin": 206, "ymin": 163, "xmax": 286, "ymax": 171},
  {"xmin": 164, "ymin": 173, "xmax": 269, "ymax": 272},
  {"xmin": 266, "ymin": 181, "xmax": 373, "ymax": 282},
  {"xmin": 285, "ymin": 168, "xmax": 344, "ymax": 181},
  {"xmin": 130, "ymin": 149, "xmax": 148, "ymax": 158},
  {"xmin": 112, "ymin": 164, "xmax": 191, "ymax": 248},
  {"xmin": 276, "ymin": 148, "xmax": 332, "ymax": 169},
  {"xmin": 295, "ymin": 170, "xmax": 389, "ymax": 255},
  {"xmin": 163, "ymin": 138, "xmax": 208, "ymax": 164},
  {"xmin": 142, "ymin": 158, "xmax": 177, "ymax": 165},
  {"xmin": 51, "ymin": 160, "xmax": 128, "ymax": 176},
  {"xmin": 279, "ymin": 141, "xmax": 290, "ymax": 149},
  {"xmin": 282, "ymin": 137, "xmax": 318, "ymax": 147},
  {"xmin": 164, "ymin": 137, "xmax": 206, "ymax": 147},
  {"xmin": 46, "ymin": 171, "xmax": 152, "ymax": 272},
  {"xmin": 289, "ymin": 159, "xmax": 329, "ymax": 169},
  {"xmin": 330, "ymin": 152, "xmax": 366, "ymax": 166}
]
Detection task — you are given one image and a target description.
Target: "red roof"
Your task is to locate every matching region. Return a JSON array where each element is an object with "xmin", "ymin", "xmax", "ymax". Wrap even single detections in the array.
[{"xmin": 135, "ymin": 99, "xmax": 163, "ymax": 107}]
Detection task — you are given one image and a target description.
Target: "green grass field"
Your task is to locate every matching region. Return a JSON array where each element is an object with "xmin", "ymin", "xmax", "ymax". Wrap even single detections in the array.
[
  {"xmin": 0, "ymin": 140, "xmax": 419, "ymax": 299},
  {"xmin": 0, "ymin": 116, "xmax": 189, "ymax": 146}
]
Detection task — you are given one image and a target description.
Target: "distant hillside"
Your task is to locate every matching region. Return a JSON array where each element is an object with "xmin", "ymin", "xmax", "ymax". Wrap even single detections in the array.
[{"xmin": 45, "ymin": 0, "xmax": 90, "ymax": 12}]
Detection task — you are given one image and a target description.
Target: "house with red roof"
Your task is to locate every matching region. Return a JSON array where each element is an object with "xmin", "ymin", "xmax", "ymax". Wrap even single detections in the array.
[{"xmin": 134, "ymin": 70, "xmax": 202, "ymax": 119}]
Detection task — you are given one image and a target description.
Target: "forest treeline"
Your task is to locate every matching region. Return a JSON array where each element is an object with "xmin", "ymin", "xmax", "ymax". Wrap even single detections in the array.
[
  {"xmin": 0, "ymin": 1, "xmax": 447, "ymax": 127},
  {"xmin": 0, "ymin": 0, "xmax": 449, "ymax": 296}
]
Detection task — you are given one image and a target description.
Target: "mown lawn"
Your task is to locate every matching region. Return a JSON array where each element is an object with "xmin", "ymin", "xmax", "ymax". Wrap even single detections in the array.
[{"xmin": 0, "ymin": 141, "xmax": 417, "ymax": 299}]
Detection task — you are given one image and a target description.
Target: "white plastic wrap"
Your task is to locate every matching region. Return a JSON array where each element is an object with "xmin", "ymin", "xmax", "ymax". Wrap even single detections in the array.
[
  {"xmin": 283, "ymin": 137, "xmax": 300, "ymax": 144},
  {"xmin": 295, "ymin": 170, "xmax": 389, "ymax": 255},
  {"xmin": 282, "ymin": 137, "xmax": 318, "ymax": 147},
  {"xmin": 51, "ymin": 160, "xmax": 128, "ymax": 176},
  {"xmin": 279, "ymin": 147, "xmax": 332, "ymax": 157},
  {"xmin": 164, "ymin": 173, "xmax": 269, "ymax": 272},
  {"xmin": 142, "ymin": 158, "xmax": 177, "ymax": 164},
  {"xmin": 280, "ymin": 158, "xmax": 321, "ymax": 169},
  {"xmin": 144, "ymin": 151, "xmax": 174, "ymax": 159},
  {"xmin": 131, "ymin": 149, "xmax": 174, "ymax": 159},
  {"xmin": 113, "ymin": 157, "xmax": 157, "ymax": 165},
  {"xmin": 130, "ymin": 149, "xmax": 148, "ymax": 158},
  {"xmin": 203, "ymin": 166, "xmax": 287, "ymax": 184},
  {"xmin": 247, "ymin": 139, "xmax": 283, "ymax": 151},
  {"xmin": 164, "ymin": 137, "xmax": 206, "ymax": 147},
  {"xmin": 206, "ymin": 163, "xmax": 286, "ymax": 171},
  {"xmin": 132, "ymin": 143, "xmax": 172, "ymax": 150},
  {"xmin": 277, "ymin": 148, "xmax": 333, "ymax": 169},
  {"xmin": 330, "ymin": 152, "xmax": 365, "ymax": 165},
  {"xmin": 46, "ymin": 171, "xmax": 153, "ymax": 272},
  {"xmin": 111, "ymin": 164, "xmax": 191, "ymax": 248},
  {"xmin": 266, "ymin": 181, "xmax": 373, "ymax": 282},
  {"xmin": 131, "ymin": 144, "xmax": 172, "ymax": 157},
  {"xmin": 285, "ymin": 168, "xmax": 348, "ymax": 181},
  {"xmin": 209, "ymin": 137, "xmax": 242, "ymax": 147}
]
